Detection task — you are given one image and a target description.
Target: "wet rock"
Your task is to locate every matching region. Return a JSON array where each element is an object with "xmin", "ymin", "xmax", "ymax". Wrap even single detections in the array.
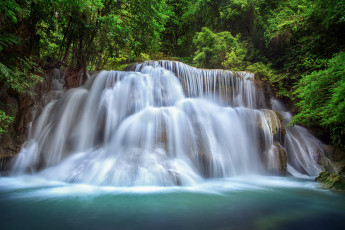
[
  {"xmin": 322, "ymin": 144, "xmax": 335, "ymax": 157},
  {"xmin": 65, "ymin": 68, "xmax": 88, "ymax": 89},
  {"xmin": 0, "ymin": 145, "xmax": 19, "ymax": 171},
  {"xmin": 339, "ymin": 166, "xmax": 345, "ymax": 176},
  {"xmin": 263, "ymin": 110, "xmax": 285, "ymax": 135},
  {"xmin": 275, "ymin": 142, "xmax": 287, "ymax": 174},
  {"xmin": 257, "ymin": 110, "xmax": 286, "ymax": 158},
  {"xmin": 315, "ymin": 171, "xmax": 345, "ymax": 191},
  {"xmin": 258, "ymin": 110, "xmax": 286, "ymax": 142},
  {"xmin": 320, "ymin": 144, "xmax": 344, "ymax": 161},
  {"xmin": 334, "ymin": 148, "xmax": 345, "ymax": 162},
  {"xmin": 313, "ymin": 144, "xmax": 337, "ymax": 174},
  {"xmin": 0, "ymin": 68, "xmax": 67, "ymax": 170},
  {"xmin": 317, "ymin": 156, "xmax": 337, "ymax": 174},
  {"xmin": 0, "ymin": 88, "xmax": 20, "ymax": 163},
  {"xmin": 316, "ymin": 145, "xmax": 344, "ymax": 174},
  {"xmin": 18, "ymin": 95, "xmax": 34, "ymax": 110},
  {"xmin": 15, "ymin": 95, "xmax": 34, "ymax": 134},
  {"xmin": 263, "ymin": 142, "xmax": 287, "ymax": 175}
]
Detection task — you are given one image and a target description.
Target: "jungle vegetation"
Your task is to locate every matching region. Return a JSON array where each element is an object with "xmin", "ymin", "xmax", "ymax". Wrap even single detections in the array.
[{"xmin": 0, "ymin": 0, "xmax": 344, "ymax": 146}]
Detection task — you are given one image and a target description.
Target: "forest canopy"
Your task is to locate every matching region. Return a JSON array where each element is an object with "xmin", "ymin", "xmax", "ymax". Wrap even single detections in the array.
[{"xmin": 0, "ymin": 0, "xmax": 344, "ymax": 146}]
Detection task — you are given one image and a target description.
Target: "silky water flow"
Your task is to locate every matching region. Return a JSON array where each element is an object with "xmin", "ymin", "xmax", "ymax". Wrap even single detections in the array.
[{"xmin": 9, "ymin": 61, "xmax": 335, "ymax": 186}]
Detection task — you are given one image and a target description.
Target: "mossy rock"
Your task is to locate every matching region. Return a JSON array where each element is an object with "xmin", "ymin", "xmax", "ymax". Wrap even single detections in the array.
[{"xmin": 315, "ymin": 171, "xmax": 345, "ymax": 191}]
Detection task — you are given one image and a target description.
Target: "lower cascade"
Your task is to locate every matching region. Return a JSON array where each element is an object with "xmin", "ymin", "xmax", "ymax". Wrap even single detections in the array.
[{"xmin": 10, "ymin": 61, "xmax": 335, "ymax": 186}]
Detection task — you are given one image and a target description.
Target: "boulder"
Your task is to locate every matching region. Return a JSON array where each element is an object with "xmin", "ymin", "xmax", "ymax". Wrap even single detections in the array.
[
  {"xmin": 262, "ymin": 110, "xmax": 285, "ymax": 135},
  {"xmin": 257, "ymin": 109, "xmax": 286, "ymax": 143},
  {"xmin": 315, "ymin": 171, "xmax": 345, "ymax": 191},
  {"xmin": 263, "ymin": 141, "xmax": 287, "ymax": 175}
]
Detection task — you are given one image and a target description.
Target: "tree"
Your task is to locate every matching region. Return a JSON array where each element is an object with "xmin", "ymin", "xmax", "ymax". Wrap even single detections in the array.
[
  {"xmin": 193, "ymin": 27, "xmax": 247, "ymax": 69},
  {"xmin": 293, "ymin": 52, "xmax": 345, "ymax": 146}
]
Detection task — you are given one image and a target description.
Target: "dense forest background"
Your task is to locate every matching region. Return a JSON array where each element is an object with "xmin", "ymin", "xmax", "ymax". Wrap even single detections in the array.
[{"xmin": 0, "ymin": 0, "xmax": 344, "ymax": 147}]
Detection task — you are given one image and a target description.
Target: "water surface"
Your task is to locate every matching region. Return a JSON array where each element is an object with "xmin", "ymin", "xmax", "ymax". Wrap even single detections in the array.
[{"xmin": 0, "ymin": 176, "xmax": 344, "ymax": 230}]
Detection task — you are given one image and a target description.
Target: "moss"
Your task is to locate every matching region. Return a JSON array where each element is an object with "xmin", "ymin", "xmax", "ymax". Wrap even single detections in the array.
[{"xmin": 315, "ymin": 171, "xmax": 345, "ymax": 191}]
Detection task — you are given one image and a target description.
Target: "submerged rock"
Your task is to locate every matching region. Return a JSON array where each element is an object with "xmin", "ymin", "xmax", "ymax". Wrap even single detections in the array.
[{"xmin": 315, "ymin": 171, "xmax": 345, "ymax": 191}]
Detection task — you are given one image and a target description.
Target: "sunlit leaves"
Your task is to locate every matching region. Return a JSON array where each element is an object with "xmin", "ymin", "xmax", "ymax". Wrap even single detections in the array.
[
  {"xmin": 264, "ymin": 0, "xmax": 314, "ymax": 42},
  {"xmin": 193, "ymin": 27, "xmax": 251, "ymax": 71},
  {"xmin": 292, "ymin": 52, "xmax": 345, "ymax": 145}
]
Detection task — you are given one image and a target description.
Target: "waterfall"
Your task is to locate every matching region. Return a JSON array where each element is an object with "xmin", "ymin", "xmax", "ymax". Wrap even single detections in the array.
[{"xmin": 10, "ymin": 61, "xmax": 335, "ymax": 186}]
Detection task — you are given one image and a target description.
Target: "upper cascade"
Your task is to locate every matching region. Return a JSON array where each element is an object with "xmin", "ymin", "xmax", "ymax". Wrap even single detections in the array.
[
  {"xmin": 10, "ymin": 60, "xmax": 335, "ymax": 186},
  {"xmin": 126, "ymin": 60, "xmax": 267, "ymax": 109}
]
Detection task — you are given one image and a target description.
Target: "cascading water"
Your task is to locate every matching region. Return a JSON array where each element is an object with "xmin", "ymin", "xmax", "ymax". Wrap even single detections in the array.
[{"xmin": 10, "ymin": 61, "xmax": 335, "ymax": 186}]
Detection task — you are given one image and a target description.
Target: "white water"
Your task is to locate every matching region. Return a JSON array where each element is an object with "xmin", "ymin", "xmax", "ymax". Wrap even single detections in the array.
[
  {"xmin": 9, "ymin": 61, "xmax": 334, "ymax": 186},
  {"xmin": 0, "ymin": 175, "xmax": 320, "ymax": 197}
]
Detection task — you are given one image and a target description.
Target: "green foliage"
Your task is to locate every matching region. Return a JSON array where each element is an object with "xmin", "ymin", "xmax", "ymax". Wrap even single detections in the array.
[
  {"xmin": 0, "ymin": 0, "xmax": 344, "ymax": 146},
  {"xmin": 0, "ymin": 110, "xmax": 14, "ymax": 133},
  {"xmin": 219, "ymin": 0, "xmax": 253, "ymax": 20},
  {"xmin": 316, "ymin": 0, "xmax": 345, "ymax": 28},
  {"xmin": 245, "ymin": 62, "xmax": 291, "ymax": 98},
  {"xmin": 1, "ymin": 0, "xmax": 171, "ymax": 70},
  {"xmin": 292, "ymin": 52, "xmax": 345, "ymax": 145},
  {"xmin": 315, "ymin": 171, "xmax": 345, "ymax": 191},
  {"xmin": 193, "ymin": 27, "xmax": 247, "ymax": 69},
  {"xmin": 222, "ymin": 37, "xmax": 248, "ymax": 71},
  {"xmin": 0, "ymin": 58, "xmax": 43, "ymax": 93},
  {"xmin": 192, "ymin": 27, "xmax": 218, "ymax": 68},
  {"xmin": 0, "ymin": 57, "xmax": 42, "ymax": 133},
  {"xmin": 260, "ymin": 0, "xmax": 345, "ymax": 74},
  {"xmin": 192, "ymin": 26, "xmax": 292, "ymax": 98},
  {"xmin": 0, "ymin": 0, "xmax": 21, "ymax": 22},
  {"xmin": 186, "ymin": 0, "xmax": 344, "ymax": 146},
  {"xmin": 263, "ymin": 0, "xmax": 313, "ymax": 43},
  {"xmin": 161, "ymin": 0, "xmax": 189, "ymax": 55},
  {"xmin": 0, "ymin": 34, "xmax": 18, "ymax": 52}
]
